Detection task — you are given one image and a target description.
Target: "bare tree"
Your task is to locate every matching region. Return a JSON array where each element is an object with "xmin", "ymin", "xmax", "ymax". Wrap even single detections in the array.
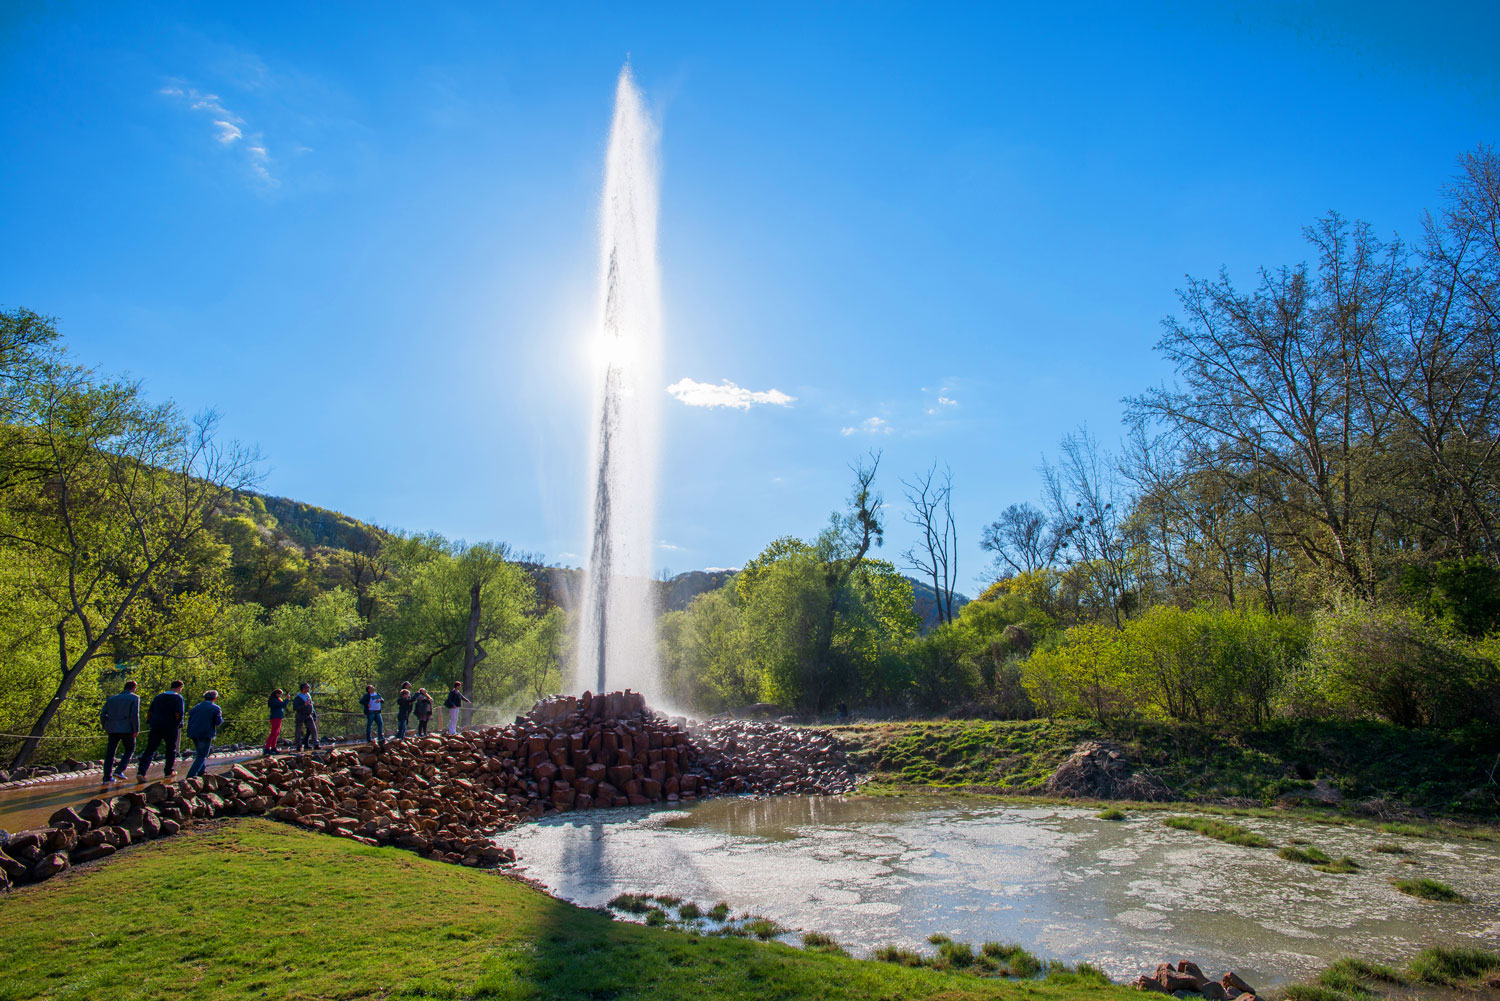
[
  {"xmin": 1128, "ymin": 215, "xmax": 1408, "ymax": 596},
  {"xmin": 1042, "ymin": 427, "xmax": 1135, "ymax": 626},
  {"xmin": 902, "ymin": 464, "xmax": 959, "ymax": 624},
  {"xmin": 980, "ymin": 502, "xmax": 1061, "ymax": 578}
]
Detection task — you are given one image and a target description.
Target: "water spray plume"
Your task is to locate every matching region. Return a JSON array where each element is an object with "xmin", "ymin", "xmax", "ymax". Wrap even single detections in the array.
[{"xmin": 578, "ymin": 66, "xmax": 662, "ymax": 700}]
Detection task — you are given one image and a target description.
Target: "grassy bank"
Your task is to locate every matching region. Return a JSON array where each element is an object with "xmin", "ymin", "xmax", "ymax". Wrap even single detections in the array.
[
  {"xmin": 0, "ymin": 819, "xmax": 1138, "ymax": 1001},
  {"xmin": 835, "ymin": 718, "xmax": 1500, "ymax": 820}
]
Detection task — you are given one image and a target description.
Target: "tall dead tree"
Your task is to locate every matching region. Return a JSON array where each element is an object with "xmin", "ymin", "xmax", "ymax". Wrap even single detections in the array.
[{"xmin": 902, "ymin": 463, "xmax": 959, "ymax": 625}]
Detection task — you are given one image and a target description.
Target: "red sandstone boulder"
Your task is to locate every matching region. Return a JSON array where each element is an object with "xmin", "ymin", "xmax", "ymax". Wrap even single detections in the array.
[
  {"xmin": 71, "ymin": 843, "xmax": 117, "ymax": 864},
  {"xmin": 29, "ymin": 851, "xmax": 68, "ymax": 881}
]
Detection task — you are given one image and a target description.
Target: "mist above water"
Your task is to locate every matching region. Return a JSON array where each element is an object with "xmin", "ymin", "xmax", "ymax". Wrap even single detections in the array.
[{"xmin": 578, "ymin": 66, "xmax": 662, "ymax": 700}]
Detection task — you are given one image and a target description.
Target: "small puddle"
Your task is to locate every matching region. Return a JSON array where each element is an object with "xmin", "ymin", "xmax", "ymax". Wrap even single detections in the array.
[{"xmin": 497, "ymin": 796, "xmax": 1500, "ymax": 986}]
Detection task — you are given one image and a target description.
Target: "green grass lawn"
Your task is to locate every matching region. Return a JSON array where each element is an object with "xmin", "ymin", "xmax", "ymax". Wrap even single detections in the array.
[
  {"xmin": 0, "ymin": 819, "xmax": 1139, "ymax": 1001},
  {"xmin": 835, "ymin": 718, "xmax": 1500, "ymax": 820}
]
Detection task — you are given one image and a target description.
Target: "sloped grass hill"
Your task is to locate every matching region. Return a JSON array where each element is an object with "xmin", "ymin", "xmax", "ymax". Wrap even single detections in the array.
[
  {"xmin": 0, "ymin": 818, "xmax": 1139, "ymax": 1001},
  {"xmin": 839, "ymin": 718, "xmax": 1500, "ymax": 818}
]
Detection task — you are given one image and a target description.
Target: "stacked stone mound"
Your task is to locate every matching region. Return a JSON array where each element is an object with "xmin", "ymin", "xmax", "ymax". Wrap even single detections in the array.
[
  {"xmin": 0, "ymin": 691, "xmax": 857, "ymax": 886},
  {"xmin": 689, "ymin": 718, "xmax": 857, "ymax": 796},
  {"xmin": 1043, "ymin": 740, "xmax": 1170, "ymax": 801},
  {"xmin": 1134, "ymin": 961, "xmax": 1257, "ymax": 1001}
]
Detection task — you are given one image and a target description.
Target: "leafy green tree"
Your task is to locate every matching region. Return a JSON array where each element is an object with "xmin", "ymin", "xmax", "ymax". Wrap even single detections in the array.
[
  {"xmin": 374, "ymin": 534, "xmax": 541, "ymax": 721},
  {"xmin": 0, "ymin": 310, "xmax": 259, "ymax": 766}
]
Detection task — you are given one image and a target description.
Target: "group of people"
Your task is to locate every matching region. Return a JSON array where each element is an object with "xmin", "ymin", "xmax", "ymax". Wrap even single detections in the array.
[
  {"xmin": 96, "ymin": 679, "xmax": 477, "ymax": 785},
  {"xmin": 98, "ymin": 680, "xmax": 223, "ymax": 783},
  {"xmin": 352, "ymin": 681, "xmax": 472, "ymax": 743}
]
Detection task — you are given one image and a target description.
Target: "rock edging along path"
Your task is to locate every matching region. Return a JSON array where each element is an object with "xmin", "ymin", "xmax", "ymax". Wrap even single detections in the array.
[{"xmin": 0, "ymin": 690, "xmax": 858, "ymax": 890}]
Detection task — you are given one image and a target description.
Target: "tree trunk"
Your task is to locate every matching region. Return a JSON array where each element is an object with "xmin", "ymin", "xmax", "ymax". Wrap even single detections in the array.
[
  {"xmin": 461, "ymin": 582, "xmax": 481, "ymax": 727},
  {"xmin": 10, "ymin": 623, "xmax": 84, "ymax": 769}
]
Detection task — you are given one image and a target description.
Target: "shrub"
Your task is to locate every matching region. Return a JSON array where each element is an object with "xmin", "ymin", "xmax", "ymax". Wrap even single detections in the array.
[
  {"xmin": 1097, "ymin": 807, "xmax": 1127, "ymax": 821},
  {"xmin": 707, "ymin": 902, "xmax": 731, "ymax": 922},
  {"xmin": 677, "ymin": 902, "xmax": 702, "ymax": 920},
  {"xmin": 1297, "ymin": 600, "xmax": 1497, "ymax": 727}
]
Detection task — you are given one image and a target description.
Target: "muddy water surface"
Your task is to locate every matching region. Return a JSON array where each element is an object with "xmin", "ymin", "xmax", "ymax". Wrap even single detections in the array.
[{"xmin": 498, "ymin": 796, "xmax": 1500, "ymax": 986}]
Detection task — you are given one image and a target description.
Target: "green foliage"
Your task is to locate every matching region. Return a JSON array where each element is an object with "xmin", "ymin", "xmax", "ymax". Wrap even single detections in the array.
[
  {"xmin": 1407, "ymin": 947, "xmax": 1500, "ymax": 984},
  {"xmin": 1390, "ymin": 877, "xmax": 1467, "ymax": 902},
  {"xmin": 1162, "ymin": 816, "xmax": 1272, "ymax": 847},
  {"xmin": 1019, "ymin": 608, "xmax": 1306, "ymax": 725},
  {"xmin": 801, "ymin": 931, "xmax": 848, "ymax": 956},
  {"xmin": 1279, "ymin": 844, "xmax": 1331, "ymax": 865},
  {"xmin": 844, "ymin": 715, "xmax": 1500, "ymax": 817},
  {"xmin": 660, "ymin": 536, "xmax": 918, "ymax": 714},
  {"xmin": 1293, "ymin": 599, "xmax": 1500, "ymax": 727},
  {"xmin": 1400, "ymin": 556, "xmax": 1500, "ymax": 638},
  {"xmin": 1096, "ymin": 807, "xmax": 1126, "ymax": 821},
  {"xmin": 980, "ymin": 943, "xmax": 1042, "ymax": 978}
]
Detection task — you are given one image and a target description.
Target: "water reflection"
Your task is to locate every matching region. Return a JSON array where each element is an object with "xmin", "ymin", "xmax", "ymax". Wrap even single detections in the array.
[{"xmin": 499, "ymin": 797, "xmax": 1500, "ymax": 986}]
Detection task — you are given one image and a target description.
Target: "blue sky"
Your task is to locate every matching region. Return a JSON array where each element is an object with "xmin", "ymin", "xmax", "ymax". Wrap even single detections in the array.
[{"xmin": 2, "ymin": 2, "xmax": 1496, "ymax": 592}]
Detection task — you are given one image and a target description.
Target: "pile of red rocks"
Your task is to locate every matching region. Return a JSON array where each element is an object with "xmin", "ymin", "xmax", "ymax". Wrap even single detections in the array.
[
  {"xmin": 1134, "ymin": 961, "xmax": 1257, "ymax": 1000},
  {"xmin": 1043, "ymin": 740, "xmax": 1170, "ymax": 801},
  {"xmin": 0, "ymin": 779, "xmax": 195, "ymax": 889},
  {"xmin": 0, "ymin": 691, "xmax": 858, "ymax": 887}
]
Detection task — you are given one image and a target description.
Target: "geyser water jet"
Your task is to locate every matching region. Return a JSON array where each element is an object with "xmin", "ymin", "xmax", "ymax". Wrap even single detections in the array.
[{"xmin": 578, "ymin": 66, "xmax": 661, "ymax": 699}]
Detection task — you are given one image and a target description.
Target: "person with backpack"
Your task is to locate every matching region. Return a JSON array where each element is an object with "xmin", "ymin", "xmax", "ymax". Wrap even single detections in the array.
[
  {"xmin": 136, "ymin": 680, "xmax": 186, "ymax": 781},
  {"xmin": 99, "ymin": 680, "xmax": 140, "ymax": 784},
  {"xmin": 292, "ymin": 682, "xmax": 319, "ymax": 751},
  {"xmin": 359, "ymin": 684, "xmax": 385, "ymax": 742},
  {"xmin": 444, "ymin": 681, "xmax": 471, "ymax": 734},
  {"xmin": 394, "ymin": 683, "xmax": 414, "ymax": 739},
  {"xmin": 413, "ymin": 688, "xmax": 434, "ymax": 736},
  {"xmin": 184, "ymin": 690, "xmax": 223, "ymax": 779},
  {"xmin": 265, "ymin": 688, "xmax": 290, "ymax": 755}
]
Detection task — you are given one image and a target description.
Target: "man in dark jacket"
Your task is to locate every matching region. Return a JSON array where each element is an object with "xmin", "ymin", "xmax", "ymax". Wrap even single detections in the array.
[
  {"xmin": 136, "ymin": 680, "xmax": 186, "ymax": 781},
  {"xmin": 100, "ymin": 680, "xmax": 140, "ymax": 783},
  {"xmin": 292, "ymin": 683, "xmax": 318, "ymax": 751},
  {"xmin": 359, "ymin": 684, "xmax": 385, "ymax": 742},
  {"xmin": 184, "ymin": 690, "xmax": 223, "ymax": 778}
]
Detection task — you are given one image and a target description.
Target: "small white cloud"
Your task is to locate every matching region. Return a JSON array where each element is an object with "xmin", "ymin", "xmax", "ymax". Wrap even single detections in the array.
[
  {"xmin": 841, "ymin": 416, "xmax": 892, "ymax": 436},
  {"xmin": 666, "ymin": 378, "xmax": 795, "ymax": 410},
  {"xmin": 937, "ymin": 395, "xmax": 957, "ymax": 407},
  {"xmin": 658, "ymin": 541, "xmax": 683, "ymax": 551},
  {"xmin": 160, "ymin": 81, "xmax": 277, "ymax": 187}
]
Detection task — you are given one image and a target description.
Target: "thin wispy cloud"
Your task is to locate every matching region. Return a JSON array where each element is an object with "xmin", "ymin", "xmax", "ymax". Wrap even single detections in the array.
[
  {"xmin": 160, "ymin": 83, "xmax": 276, "ymax": 187},
  {"xmin": 666, "ymin": 378, "xmax": 795, "ymax": 410},
  {"xmin": 841, "ymin": 416, "xmax": 892, "ymax": 436}
]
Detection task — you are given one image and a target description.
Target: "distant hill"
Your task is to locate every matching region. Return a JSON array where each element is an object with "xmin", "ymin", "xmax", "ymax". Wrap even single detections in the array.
[{"xmin": 221, "ymin": 490, "xmax": 965, "ymax": 628}]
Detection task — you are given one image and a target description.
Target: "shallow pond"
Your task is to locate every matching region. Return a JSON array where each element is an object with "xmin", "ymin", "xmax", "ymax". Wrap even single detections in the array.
[{"xmin": 497, "ymin": 796, "xmax": 1500, "ymax": 986}]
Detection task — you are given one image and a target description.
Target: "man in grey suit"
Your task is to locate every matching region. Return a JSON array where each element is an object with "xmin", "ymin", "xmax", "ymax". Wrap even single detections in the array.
[{"xmin": 100, "ymin": 680, "xmax": 140, "ymax": 783}]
